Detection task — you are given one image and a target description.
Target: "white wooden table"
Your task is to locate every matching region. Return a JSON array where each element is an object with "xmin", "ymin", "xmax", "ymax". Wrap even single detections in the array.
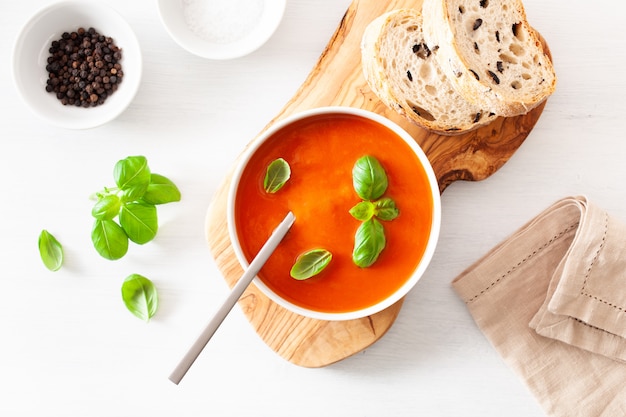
[{"xmin": 1, "ymin": 1, "xmax": 624, "ymax": 415}]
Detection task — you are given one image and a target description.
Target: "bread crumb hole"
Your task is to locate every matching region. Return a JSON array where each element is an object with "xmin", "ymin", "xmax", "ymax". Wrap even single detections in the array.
[
  {"xmin": 509, "ymin": 43, "xmax": 524, "ymax": 57},
  {"xmin": 522, "ymin": 73, "xmax": 531, "ymax": 80},
  {"xmin": 511, "ymin": 80, "xmax": 521, "ymax": 89},
  {"xmin": 512, "ymin": 23, "xmax": 524, "ymax": 41},
  {"xmin": 499, "ymin": 53, "xmax": 517, "ymax": 64},
  {"xmin": 425, "ymin": 85, "xmax": 437, "ymax": 95}
]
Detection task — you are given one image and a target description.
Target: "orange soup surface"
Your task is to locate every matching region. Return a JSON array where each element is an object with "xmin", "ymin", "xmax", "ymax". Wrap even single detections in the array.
[{"xmin": 235, "ymin": 113, "xmax": 434, "ymax": 314}]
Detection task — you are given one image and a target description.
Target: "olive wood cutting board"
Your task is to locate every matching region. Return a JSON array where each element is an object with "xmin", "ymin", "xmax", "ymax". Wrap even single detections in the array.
[{"xmin": 205, "ymin": 0, "xmax": 549, "ymax": 367}]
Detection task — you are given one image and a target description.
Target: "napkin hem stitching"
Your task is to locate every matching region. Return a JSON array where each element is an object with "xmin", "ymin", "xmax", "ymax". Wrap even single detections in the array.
[
  {"xmin": 467, "ymin": 223, "xmax": 578, "ymax": 303},
  {"xmin": 571, "ymin": 316, "xmax": 621, "ymax": 337},
  {"xmin": 578, "ymin": 212, "xmax": 624, "ymax": 312}
]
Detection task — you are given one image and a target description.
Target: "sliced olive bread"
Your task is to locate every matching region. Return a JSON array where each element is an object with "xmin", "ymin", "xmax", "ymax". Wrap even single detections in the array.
[
  {"xmin": 422, "ymin": 0, "xmax": 556, "ymax": 116},
  {"xmin": 361, "ymin": 9, "xmax": 497, "ymax": 135}
]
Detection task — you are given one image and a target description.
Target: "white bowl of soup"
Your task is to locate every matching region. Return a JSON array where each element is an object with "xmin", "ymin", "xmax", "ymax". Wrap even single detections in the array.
[{"xmin": 227, "ymin": 107, "xmax": 441, "ymax": 321}]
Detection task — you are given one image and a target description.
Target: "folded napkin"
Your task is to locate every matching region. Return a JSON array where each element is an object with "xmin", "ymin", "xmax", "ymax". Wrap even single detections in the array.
[{"xmin": 452, "ymin": 196, "xmax": 626, "ymax": 417}]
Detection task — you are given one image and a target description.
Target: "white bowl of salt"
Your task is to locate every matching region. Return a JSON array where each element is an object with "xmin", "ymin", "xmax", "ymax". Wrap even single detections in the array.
[{"xmin": 157, "ymin": 0, "xmax": 286, "ymax": 59}]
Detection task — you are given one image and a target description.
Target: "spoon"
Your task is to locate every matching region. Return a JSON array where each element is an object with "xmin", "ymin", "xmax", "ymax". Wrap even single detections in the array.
[{"xmin": 169, "ymin": 211, "xmax": 296, "ymax": 384}]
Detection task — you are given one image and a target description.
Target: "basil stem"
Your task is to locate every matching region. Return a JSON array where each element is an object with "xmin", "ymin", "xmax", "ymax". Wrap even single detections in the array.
[
  {"xmin": 352, "ymin": 155, "xmax": 388, "ymax": 201},
  {"xmin": 121, "ymin": 274, "xmax": 159, "ymax": 322},
  {"xmin": 264, "ymin": 158, "xmax": 291, "ymax": 193},
  {"xmin": 290, "ymin": 249, "xmax": 333, "ymax": 280},
  {"xmin": 38, "ymin": 230, "xmax": 64, "ymax": 272},
  {"xmin": 352, "ymin": 218, "xmax": 386, "ymax": 268}
]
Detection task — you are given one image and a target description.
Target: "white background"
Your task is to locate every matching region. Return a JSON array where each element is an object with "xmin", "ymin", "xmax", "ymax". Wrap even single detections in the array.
[{"xmin": 1, "ymin": 0, "xmax": 624, "ymax": 416}]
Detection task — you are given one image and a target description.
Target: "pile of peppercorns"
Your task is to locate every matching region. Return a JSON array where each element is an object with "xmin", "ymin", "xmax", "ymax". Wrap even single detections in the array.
[{"xmin": 45, "ymin": 27, "xmax": 123, "ymax": 107}]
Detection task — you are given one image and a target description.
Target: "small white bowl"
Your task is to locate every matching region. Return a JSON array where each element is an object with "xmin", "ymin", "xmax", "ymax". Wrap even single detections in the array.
[
  {"xmin": 157, "ymin": 0, "xmax": 286, "ymax": 60},
  {"xmin": 227, "ymin": 107, "xmax": 442, "ymax": 321},
  {"xmin": 12, "ymin": 1, "xmax": 142, "ymax": 129}
]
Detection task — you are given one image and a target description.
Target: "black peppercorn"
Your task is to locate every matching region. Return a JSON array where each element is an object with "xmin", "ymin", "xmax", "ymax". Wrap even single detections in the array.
[{"xmin": 45, "ymin": 27, "xmax": 123, "ymax": 107}]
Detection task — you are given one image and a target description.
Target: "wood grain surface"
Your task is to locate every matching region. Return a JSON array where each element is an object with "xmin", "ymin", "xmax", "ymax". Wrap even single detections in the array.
[{"xmin": 205, "ymin": 0, "xmax": 548, "ymax": 367}]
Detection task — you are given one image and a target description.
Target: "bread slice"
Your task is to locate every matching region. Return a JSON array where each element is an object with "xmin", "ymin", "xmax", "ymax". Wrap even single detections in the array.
[
  {"xmin": 361, "ymin": 9, "xmax": 497, "ymax": 135},
  {"xmin": 422, "ymin": 0, "xmax": 556, "ymax": 116}
]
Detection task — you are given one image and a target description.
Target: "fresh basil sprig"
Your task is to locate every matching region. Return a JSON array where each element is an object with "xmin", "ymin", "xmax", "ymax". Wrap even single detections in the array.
[
  {"xmin": 350, "ymin": 155, "xmax": 399, "ymax": 268},
  {"xmin": 349, "ymin": 198, "xmax": 399, "ymax": 222},
  {"xmin": 90, "ymin": 156, "xmax": 181, "ymax": 260},
  {"xmin": 38, "ymin": 230, "xmax": 64, "ymax": 271},
  {"xmin": 121, "ymin": 273, "xmax": 159, "ymax": 322},
  {"xmin": 264, "ymin": 158, "xmax": 291, "ymax": 193},
  {"xmin": 290, "ymin": 249, "xmax": 333, "ymax": 280}
]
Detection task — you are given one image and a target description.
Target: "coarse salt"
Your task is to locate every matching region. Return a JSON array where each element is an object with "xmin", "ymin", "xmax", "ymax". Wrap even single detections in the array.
[{"xmin": 182, "ymin": 0, "xmax": 264, "ymax": 44}]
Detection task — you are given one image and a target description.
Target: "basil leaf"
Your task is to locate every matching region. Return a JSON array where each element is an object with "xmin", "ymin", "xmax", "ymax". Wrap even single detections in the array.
[
  {"xmin": 352, "ymin": 218, "xmax": 386, "ymax": 268},
  {"xmin": 114, "ymin": 156, "xmax": 151, "ymax": 197},
  {"xmin": 91, "ymin": 194, "xmax": 121, "ymax": 220},
  {"xmin": 349, "ymin": 201, "xmax": 375, "ymax": 221},
  {"xmin": 375, "ymin": 197, "xmax": 399, "ymax": 221},
  {"xmin": 141, "ymin": 173, "xmax": 181, "ymax": 205},
  {"xmin": 121, "ymin": 274, "xmax": 158, "ymax": 322},
  {"xmin": 91, "ymin": 219, "xmax": 129, "ymax": 260},
  {"xmin": 38, "ymin": 230, "xmax": 63, "ymax": 271},
  {"xmin": 290, "ymin": 249, "xmax": 332, "ymax": 280},
  {"xmin": 264, "ymin": 158, "xmax": 291, "ymax": 193},
  {"xmin": 352, "ymin": 155, "xmax": 388, "ymax": 201},
  {"xmin": 119, "ymin": 202, "xmax": 158, "ymax": 244}
]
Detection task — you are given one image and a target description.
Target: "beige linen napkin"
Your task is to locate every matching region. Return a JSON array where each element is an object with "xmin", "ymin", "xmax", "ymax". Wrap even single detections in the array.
[{"xmin": 452, "ymin": 196, "xmax": 626, "ymax": 416}]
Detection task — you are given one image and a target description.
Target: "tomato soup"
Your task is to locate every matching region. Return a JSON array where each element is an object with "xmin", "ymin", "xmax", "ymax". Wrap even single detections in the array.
[{"xmin": 233, "ymin": 112, "xmax": 435, "ymax": 314}]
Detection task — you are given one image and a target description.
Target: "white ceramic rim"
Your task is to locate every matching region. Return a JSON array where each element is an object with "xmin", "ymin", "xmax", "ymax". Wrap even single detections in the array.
[
  {"xmin": 156, "ymin": 0, "xmax": 286, "ymax": 60},
  {"xmin": 227, "ymin": 106, "xmax": 442, "ymax": 321},
  {"xmin": 11, "ymin": 0, "xmax": 142, "ymax": 129}
]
